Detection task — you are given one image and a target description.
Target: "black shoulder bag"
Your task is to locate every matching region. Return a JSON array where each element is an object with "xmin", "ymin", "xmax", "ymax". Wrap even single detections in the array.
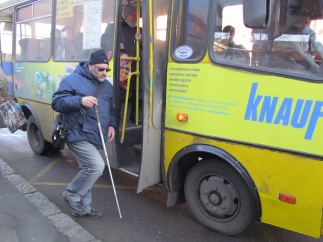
[{"xmin": 52, "ymin": 83, "xmax": 103, "ymax": 150}]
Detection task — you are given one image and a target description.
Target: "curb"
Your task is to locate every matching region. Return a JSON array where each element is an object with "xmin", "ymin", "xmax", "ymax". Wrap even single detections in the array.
[{"xmin": 0, "ymin": 158, "xmax": 102, "ymax": 242}]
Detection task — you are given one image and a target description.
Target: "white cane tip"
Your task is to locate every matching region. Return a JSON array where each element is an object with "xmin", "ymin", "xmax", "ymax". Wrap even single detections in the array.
[{"xmin": 120, "ymin": 216, "xmax": 122, "ymax": 218}]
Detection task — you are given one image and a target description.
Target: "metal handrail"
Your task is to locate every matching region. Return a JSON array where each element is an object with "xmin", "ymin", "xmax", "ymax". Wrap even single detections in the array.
[{"xmin": 120, "ymin": 70, "xmax": 139, "ymax": 143}]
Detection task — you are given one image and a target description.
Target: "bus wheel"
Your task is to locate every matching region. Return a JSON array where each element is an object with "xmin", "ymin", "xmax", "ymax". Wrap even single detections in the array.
[
  {"xmin": 184, "ymin": 159, "xmax": 255, "ymax": 235},
  {"xmin": 27, "ymin": 115, "xmax": 47, "ymax": 155}
]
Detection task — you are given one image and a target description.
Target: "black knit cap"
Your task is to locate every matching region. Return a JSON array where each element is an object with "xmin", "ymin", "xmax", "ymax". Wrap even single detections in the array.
[{"xmin": 89, "ymin": 49, "xmax": 109, "ymax": 65}]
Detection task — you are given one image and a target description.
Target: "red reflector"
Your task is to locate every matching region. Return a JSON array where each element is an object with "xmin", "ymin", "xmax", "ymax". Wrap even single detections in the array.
[
  {"xmin": 279, "ymin": 193, "xmax": 296, "ymax": 204},
  {"xmin": 177, "ymin": 113, "xmax": 188, "ymax": 122}
]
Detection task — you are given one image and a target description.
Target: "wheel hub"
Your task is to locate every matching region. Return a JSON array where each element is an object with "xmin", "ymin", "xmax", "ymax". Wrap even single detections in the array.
[
  {"xmin": 209, "ymin": 192, "xmax": 221, "ymax": 205},
  {"xmin": 199, "ymin": 176, "xmax": 238, "ymax": 217}
]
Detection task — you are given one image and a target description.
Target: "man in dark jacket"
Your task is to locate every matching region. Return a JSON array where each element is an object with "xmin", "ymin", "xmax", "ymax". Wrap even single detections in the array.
[
  {"xmin": 120, "ymin": 4, "xmax": 142, "ymax": 123},
  {"xmin": 52, "ymin": 49, "xmax": 116, "ymax": 217}
]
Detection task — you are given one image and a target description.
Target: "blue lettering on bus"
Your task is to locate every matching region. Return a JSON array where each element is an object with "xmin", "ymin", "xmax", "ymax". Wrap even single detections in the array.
[
  {"xmin": 244, "ymin": 83, "xmax": 262, "ymax": 121},
  {"xmin": 305, "ymin": 101, "xmax": 323, "ymax": 140},
  {"xmin": 273, "ymin": 98, "xmax": 293, "ymax": 126},
  {"xmin": 291, "ymin": 100, "xmax": 312, "ymax": 128},
  {"xmin": 258, "ymin": 96, "xmax": 278, "ymax": 123},
  {"xmin": 244, "ymin": 83, "xmax": 323, "ymax": 140}
]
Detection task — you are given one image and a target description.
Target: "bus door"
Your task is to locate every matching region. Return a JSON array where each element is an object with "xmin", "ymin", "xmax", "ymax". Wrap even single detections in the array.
[
  {"xmin": 0, "ymin": 16, "xmax": 13, "ymax": 128},
  {"xmin": 114, "ymin": 0, "xmax": 169, "ymax": 193},
  {"xmin": 136, "ymin": 0, "xmax": 169, "ymax": 192}
]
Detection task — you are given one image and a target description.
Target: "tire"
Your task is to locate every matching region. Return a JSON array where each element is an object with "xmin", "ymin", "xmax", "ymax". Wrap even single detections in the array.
[
  {"xmin": 184, "ymin": 159, "xmax": 256, "ymax": 235},
  {"xmin": 27, "ymin": 115, "xmax": 48, "ymax": 155}
]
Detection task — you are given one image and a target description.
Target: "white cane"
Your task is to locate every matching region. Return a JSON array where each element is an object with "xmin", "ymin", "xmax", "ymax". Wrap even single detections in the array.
[{"xmin": 94, "ymin": 105, "xmax": 122, "ymax": 218}]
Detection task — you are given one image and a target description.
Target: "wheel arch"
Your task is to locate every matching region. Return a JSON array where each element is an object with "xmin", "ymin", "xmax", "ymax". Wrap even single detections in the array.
[
  {"xmin": 21, "ymin": 101, "xmax": 46, "ymax": 141},
  {"xmin": 21, "ymin": 102, "xmax": 49, "ymax": 147},
  {"xmin": 166, "ymin": 144, "xmax": 261, "ymax": 221}
]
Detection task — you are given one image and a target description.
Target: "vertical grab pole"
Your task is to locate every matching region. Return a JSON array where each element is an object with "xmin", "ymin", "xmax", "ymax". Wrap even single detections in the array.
[
  {"xmin": 94, "ymin": 105, "xmax": 122, "ymax": 218},
  {"xmin": 121, "ymin": 70, "xmax": 132, "ymax": 143},
  {"xmin": 135, "ymin": 0, "xmax": 141, "ymax": 125},
  {"xmin": 120, "ymin": 70, "xmax": 139, "ymax": 143}
]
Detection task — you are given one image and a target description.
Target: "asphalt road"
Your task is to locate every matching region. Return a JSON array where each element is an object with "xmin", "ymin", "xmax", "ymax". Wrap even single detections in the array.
[{"xmin": 0, "ymin": 128, "xmax": 322, "ymax": 242}]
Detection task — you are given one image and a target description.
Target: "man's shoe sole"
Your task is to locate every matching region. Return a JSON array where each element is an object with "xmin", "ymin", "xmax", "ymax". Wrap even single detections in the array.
[{"xmin": 72, "ymin": 211, "xmax": 103, "ymax": 218}]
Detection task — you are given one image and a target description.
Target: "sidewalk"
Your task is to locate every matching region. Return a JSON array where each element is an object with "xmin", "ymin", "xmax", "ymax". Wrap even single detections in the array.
[{"xmin": 0, "ymin": 158, "xmax": 101, "ymax": 242}]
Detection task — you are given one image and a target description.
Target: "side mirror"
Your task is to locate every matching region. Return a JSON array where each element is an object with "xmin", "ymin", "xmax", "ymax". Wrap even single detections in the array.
[{"xmin": 243, "ymin": 0, "xmax": 269, "ymax": 28}]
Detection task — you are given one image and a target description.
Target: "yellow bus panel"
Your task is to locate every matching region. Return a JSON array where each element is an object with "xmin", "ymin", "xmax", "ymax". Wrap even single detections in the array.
[{"xmin": 164, "ymin": 130, "xmax": 323, "ymax": 237}]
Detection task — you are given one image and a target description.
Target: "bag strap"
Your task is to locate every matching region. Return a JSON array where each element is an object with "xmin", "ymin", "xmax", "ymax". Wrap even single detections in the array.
[{"xmin": 65, "ymin": 82, "xmax": 104, "ymax": 132}]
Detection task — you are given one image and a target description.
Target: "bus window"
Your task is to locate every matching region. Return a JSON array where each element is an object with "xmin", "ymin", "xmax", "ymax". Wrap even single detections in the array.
[
  {"xmin": 16, "ymin": 4, "xmax": 32, "ymax": 21},
  {"xmin": 212, "ymin": 3, "xmax": 251, "ymax": 66},
  {"xmin": 0, "ymin": 22, "xmax": 12, "ymax": 62},
  {"xmin": 211, "ymin": 0, "xmax": 323, "ymax": 80},
  {"xmin": 56, "ymin": 26, "xmax": 85, "ymax": 60},
  {"xmin": 15, "ymin": 0, "xmax": 52, "ymax": 61},
  {"xmin": 171, "ymin": 0, "xmax": 209, "ymax": 61},
  {"xmin": 54, "ymin": 0, "xmax": 116, "ymax": 61},
  {"xmin": 34, "ymin": 0, "xmax": 52, "ymax": 17},
  {"xmin": 54, "ymin": 2, "xmax": 84, "ymax": 61}
]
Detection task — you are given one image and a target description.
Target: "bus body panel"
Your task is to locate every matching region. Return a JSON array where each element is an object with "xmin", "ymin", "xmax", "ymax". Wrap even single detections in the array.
[
  {"xmin": 18, "ymin": 98, "xmax": 55, "ymax": 139},
  {"xmin": 164, "ymin": 129, "xmax": 323, "ymax": 237},
  {"xmin": 13, "ymin": 62, "xmax": 67, "ymax": 105},
  {"xmin": 165, "ymin": 63, "xmax": 323, "ymax": 158}
]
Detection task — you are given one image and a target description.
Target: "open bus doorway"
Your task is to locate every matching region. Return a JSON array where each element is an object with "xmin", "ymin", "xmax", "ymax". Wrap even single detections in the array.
[{"xmin": 108, "ymin": 0, "xmax": 169, "ymax": 193}]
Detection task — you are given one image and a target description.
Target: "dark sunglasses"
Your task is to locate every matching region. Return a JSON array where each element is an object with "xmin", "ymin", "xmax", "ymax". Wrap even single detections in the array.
[{"xmin": 95, "ymin": 66, "xmax": 111, "ymax": 72}]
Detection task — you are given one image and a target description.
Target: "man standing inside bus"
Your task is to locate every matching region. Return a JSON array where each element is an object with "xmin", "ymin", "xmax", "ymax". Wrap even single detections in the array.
[
  {"xmin": 120, "ymin": 4, "xmax": 142, "ymax": 123},
  {"xmin": 52, "ymin": 49, "xmax": 116, "ymax": 217}
]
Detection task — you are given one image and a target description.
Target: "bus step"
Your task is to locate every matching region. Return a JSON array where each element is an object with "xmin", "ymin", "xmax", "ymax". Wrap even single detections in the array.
[
  {"xmin": 133, "ymin": 143, "xmax": 141, "ymax": 162},
  {"xmin": 133, "ymin": 143, "xmax": 142, "ymax": 152}
]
